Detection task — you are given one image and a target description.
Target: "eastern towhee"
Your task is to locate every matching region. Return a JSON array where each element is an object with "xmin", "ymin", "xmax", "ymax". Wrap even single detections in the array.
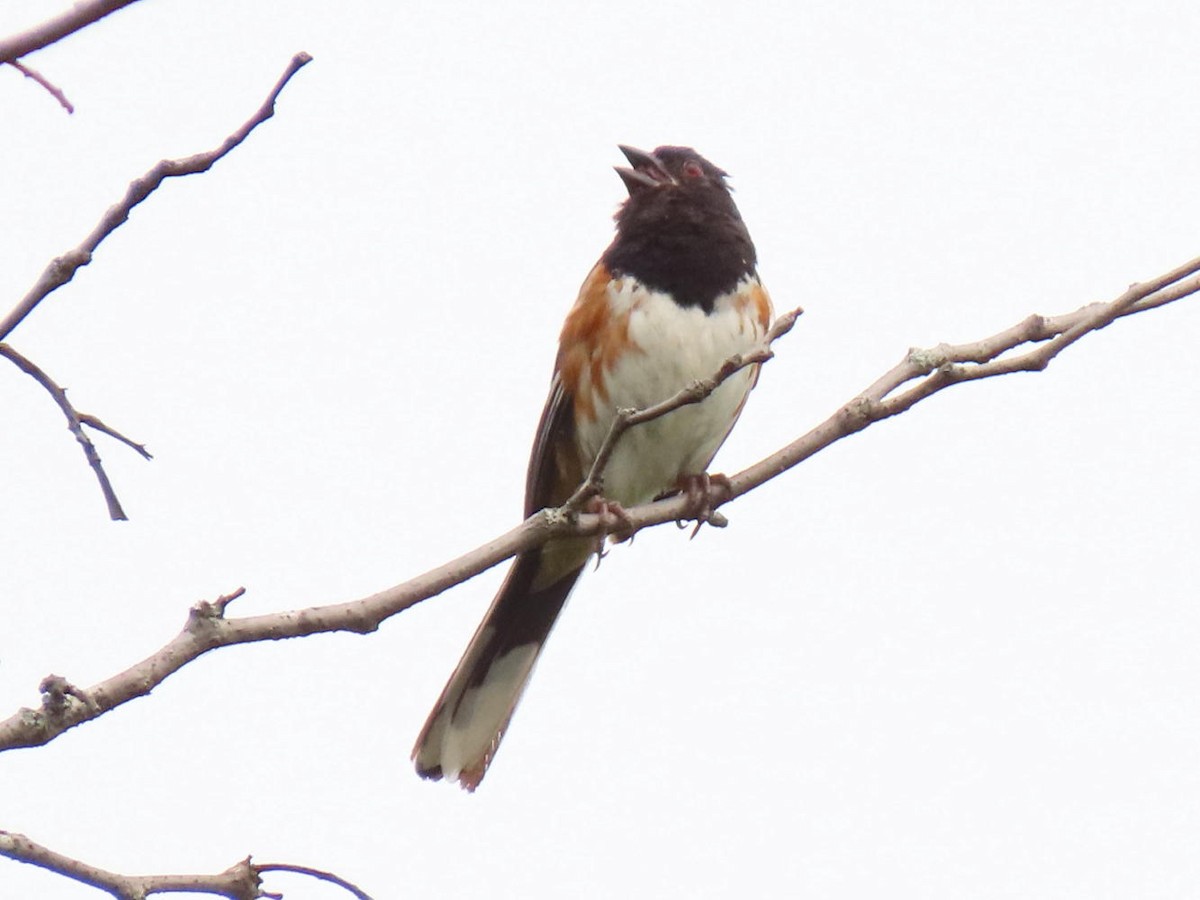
[{"xmin": 412, "ymin": 145, "xmax": 773, "ymax": 789}]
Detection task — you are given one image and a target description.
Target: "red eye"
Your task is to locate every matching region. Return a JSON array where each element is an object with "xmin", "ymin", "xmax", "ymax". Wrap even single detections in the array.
[{"xmin": 682, "ymin": 160, "xmax": 703, "ymax": 179}]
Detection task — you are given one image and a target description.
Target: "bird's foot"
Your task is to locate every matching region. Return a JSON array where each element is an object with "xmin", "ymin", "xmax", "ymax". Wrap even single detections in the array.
[
  {"xmin": 585, "ymin": 495, "xmax": 635, "ymax": 566},
  {"xmin": 675, "ymin": 472, "xmax": 731, "ymax": 538}
]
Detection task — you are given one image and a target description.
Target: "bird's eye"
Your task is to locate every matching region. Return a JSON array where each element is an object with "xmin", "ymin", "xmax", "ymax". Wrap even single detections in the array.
[{"xmin": 682, "ymin": 160, "xmax": 703, "ymax": 179}]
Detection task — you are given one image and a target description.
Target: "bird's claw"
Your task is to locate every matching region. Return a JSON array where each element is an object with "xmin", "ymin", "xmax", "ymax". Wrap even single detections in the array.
[
  {"xmin": 586, "ymin": 495, "xmax": 635, "ymax": 567},
  {"xmin": 676, "ymin": 472, "xmax": 731, "ymax": 538}
]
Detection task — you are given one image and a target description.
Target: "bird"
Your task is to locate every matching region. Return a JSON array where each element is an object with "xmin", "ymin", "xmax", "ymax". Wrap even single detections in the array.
[{"xmin": 412, "ymin": 145, "xmax": 773, "ymax": 790}]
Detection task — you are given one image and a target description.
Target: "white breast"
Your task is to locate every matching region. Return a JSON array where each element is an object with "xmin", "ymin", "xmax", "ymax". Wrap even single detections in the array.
[{"xmin": 576, "ymin": 276, "xmax": 768, "ymax": 506}]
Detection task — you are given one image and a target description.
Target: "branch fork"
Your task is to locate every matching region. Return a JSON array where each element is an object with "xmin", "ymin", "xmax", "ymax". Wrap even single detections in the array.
[
  {"xmin": 561, "ymin": 305, "xmax": 804, "ymax": 533},
  {"xmin": 0, "ymin": 833, "xmax": 377, "ymax": 900},
  {"xmin": 1, "ymin": 53, "xmax": 313, "ymax": 520}
]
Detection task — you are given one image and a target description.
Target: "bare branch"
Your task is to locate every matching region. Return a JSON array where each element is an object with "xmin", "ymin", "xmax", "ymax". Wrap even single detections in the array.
[
  {"xmin": 0, "ymin": 344, "xmax": 148, "ymax": 520},
  {"xmin": 0, "ymin": 254, "xmax": 1195, "ymax": 753},
  {"xmin": 0, "ymin": 831, "xmax": 263, "ymax": 899},
  {"xmin": 76, "ymin": 413, "xmax": 153, "ymax": 460},
  {"xmin": 0, "ymin": 51, "xmax": 311, "ymax": 520},
  {"xmin": 729, "ymin": 254, "xmax": 1200, "ymax": 500},
  {"xmin": 0, "ymin": 1, "xmax": 145, "ymax": 64},
  {"xmin": 0, "ymin": 51, "xmax": 313, "ymax": 344},
  {"xmin": 257, "ymin": 863, "xmax": 377, "ymax": 900},
  {"xmin": 5, "ymin": 59, "xmax": 74, "ymax": 113}
]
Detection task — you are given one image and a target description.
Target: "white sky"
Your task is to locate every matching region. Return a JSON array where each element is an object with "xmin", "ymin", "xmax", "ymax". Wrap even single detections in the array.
[{"xmin": 2, "ymin": 1, "xmax": 1198, "ymax": 897}]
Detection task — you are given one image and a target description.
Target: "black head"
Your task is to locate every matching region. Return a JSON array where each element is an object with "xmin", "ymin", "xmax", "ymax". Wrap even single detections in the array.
[
  {"xmin": 614, "ymin": 145, "xmax": 731, "ymax": 196},
  {"xmin": 605, "ymin": 145, "xmax": 756, "ymax": 312}
]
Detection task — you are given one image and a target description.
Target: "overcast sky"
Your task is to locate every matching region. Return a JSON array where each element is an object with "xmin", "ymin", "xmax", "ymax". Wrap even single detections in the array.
[{"xmin": 2, "ymin": 2, "xmax": 1199, "ymax": 898}]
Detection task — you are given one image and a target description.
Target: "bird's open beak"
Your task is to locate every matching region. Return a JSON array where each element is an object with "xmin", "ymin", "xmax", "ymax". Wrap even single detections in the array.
[{"xmin": 615, "ymin": 144, "xmax": 674, "ymax": 194}]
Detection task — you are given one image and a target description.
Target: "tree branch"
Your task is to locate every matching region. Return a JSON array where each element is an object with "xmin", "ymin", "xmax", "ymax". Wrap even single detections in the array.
[
  {"xmin": 1, "ymin": 344, "xmax": 150, "ymax": 520},
  {"xmin": 0, "ymin": 51, "xmax": 311, "ymax": 519},
  {"xmin": 5, "ymin": 58, "xmax": 74, "ymax": 113},
  {"xmin": 562, "ymin": 306, "xmax": 803, "ymax": 512},
  {"xmin": 0, "ymin": 1, "xmax": 145, "ymax": 64},
  {"xmin": 256, "ymin": 863, "xmax": 376, "ymax": 900},
  {"xmin": 0, "ymin": 830, "xmax": 375, "ymax": 900},
  {"xmin": 0, "ymin": 51, "xmax": 313, "ymax": 344},
  {"xmin": 728, "ymin": 254, "xmax": 1200, "ymax": 500},
  {"xmin": 2, "ymin": 252, "xmax": 1196, "ymax": 754}
]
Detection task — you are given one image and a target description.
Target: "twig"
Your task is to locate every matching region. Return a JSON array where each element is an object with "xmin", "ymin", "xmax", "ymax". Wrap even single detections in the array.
[
  {"xmin": 257, "ymin": 863, "xmax": 376, "ymax": 900},
  {"xmin": 0, "ymin": 831, "xmax": 262, "ymax": 899},
  {"xmin": 5, "ymin": 59, "xmax": 74, "ymax": 113},
  {"xmin": 0, "ymin": 254, "xmax": 1195, "ymax": 753},
  {"xmin": 0, "ymin": 344, "xmax": 148, "ymax": 520},
  {"xmin": 0, "ymin": 1, "xmax": 145, "ymax": 64},
  {"xmin": 0, "ymin": 51, "xmax": 313, "ymax": 343},
  {"xmin": 729, "ymin": 254, "xmax": 1200, "ymax": 500},
  {"xmin": 1, "ymin": 51, "xmax": 310, "ymax": 519},
  {"xmin": 0, "ymin": 830, "xmax": 378, "ymax": 900},
  {"xmin": 562, "ymin": 306, "xmax": 803, "ymax": 512},
  {"xmin": 76, "ymin": 413, "xmax": 153, "ymax": 459}
]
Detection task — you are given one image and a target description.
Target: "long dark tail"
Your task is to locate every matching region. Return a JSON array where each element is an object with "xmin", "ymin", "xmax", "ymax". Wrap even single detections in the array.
[{"xmin": 412, "ymin": 546, "xmax": 586, "ymax": 790}]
